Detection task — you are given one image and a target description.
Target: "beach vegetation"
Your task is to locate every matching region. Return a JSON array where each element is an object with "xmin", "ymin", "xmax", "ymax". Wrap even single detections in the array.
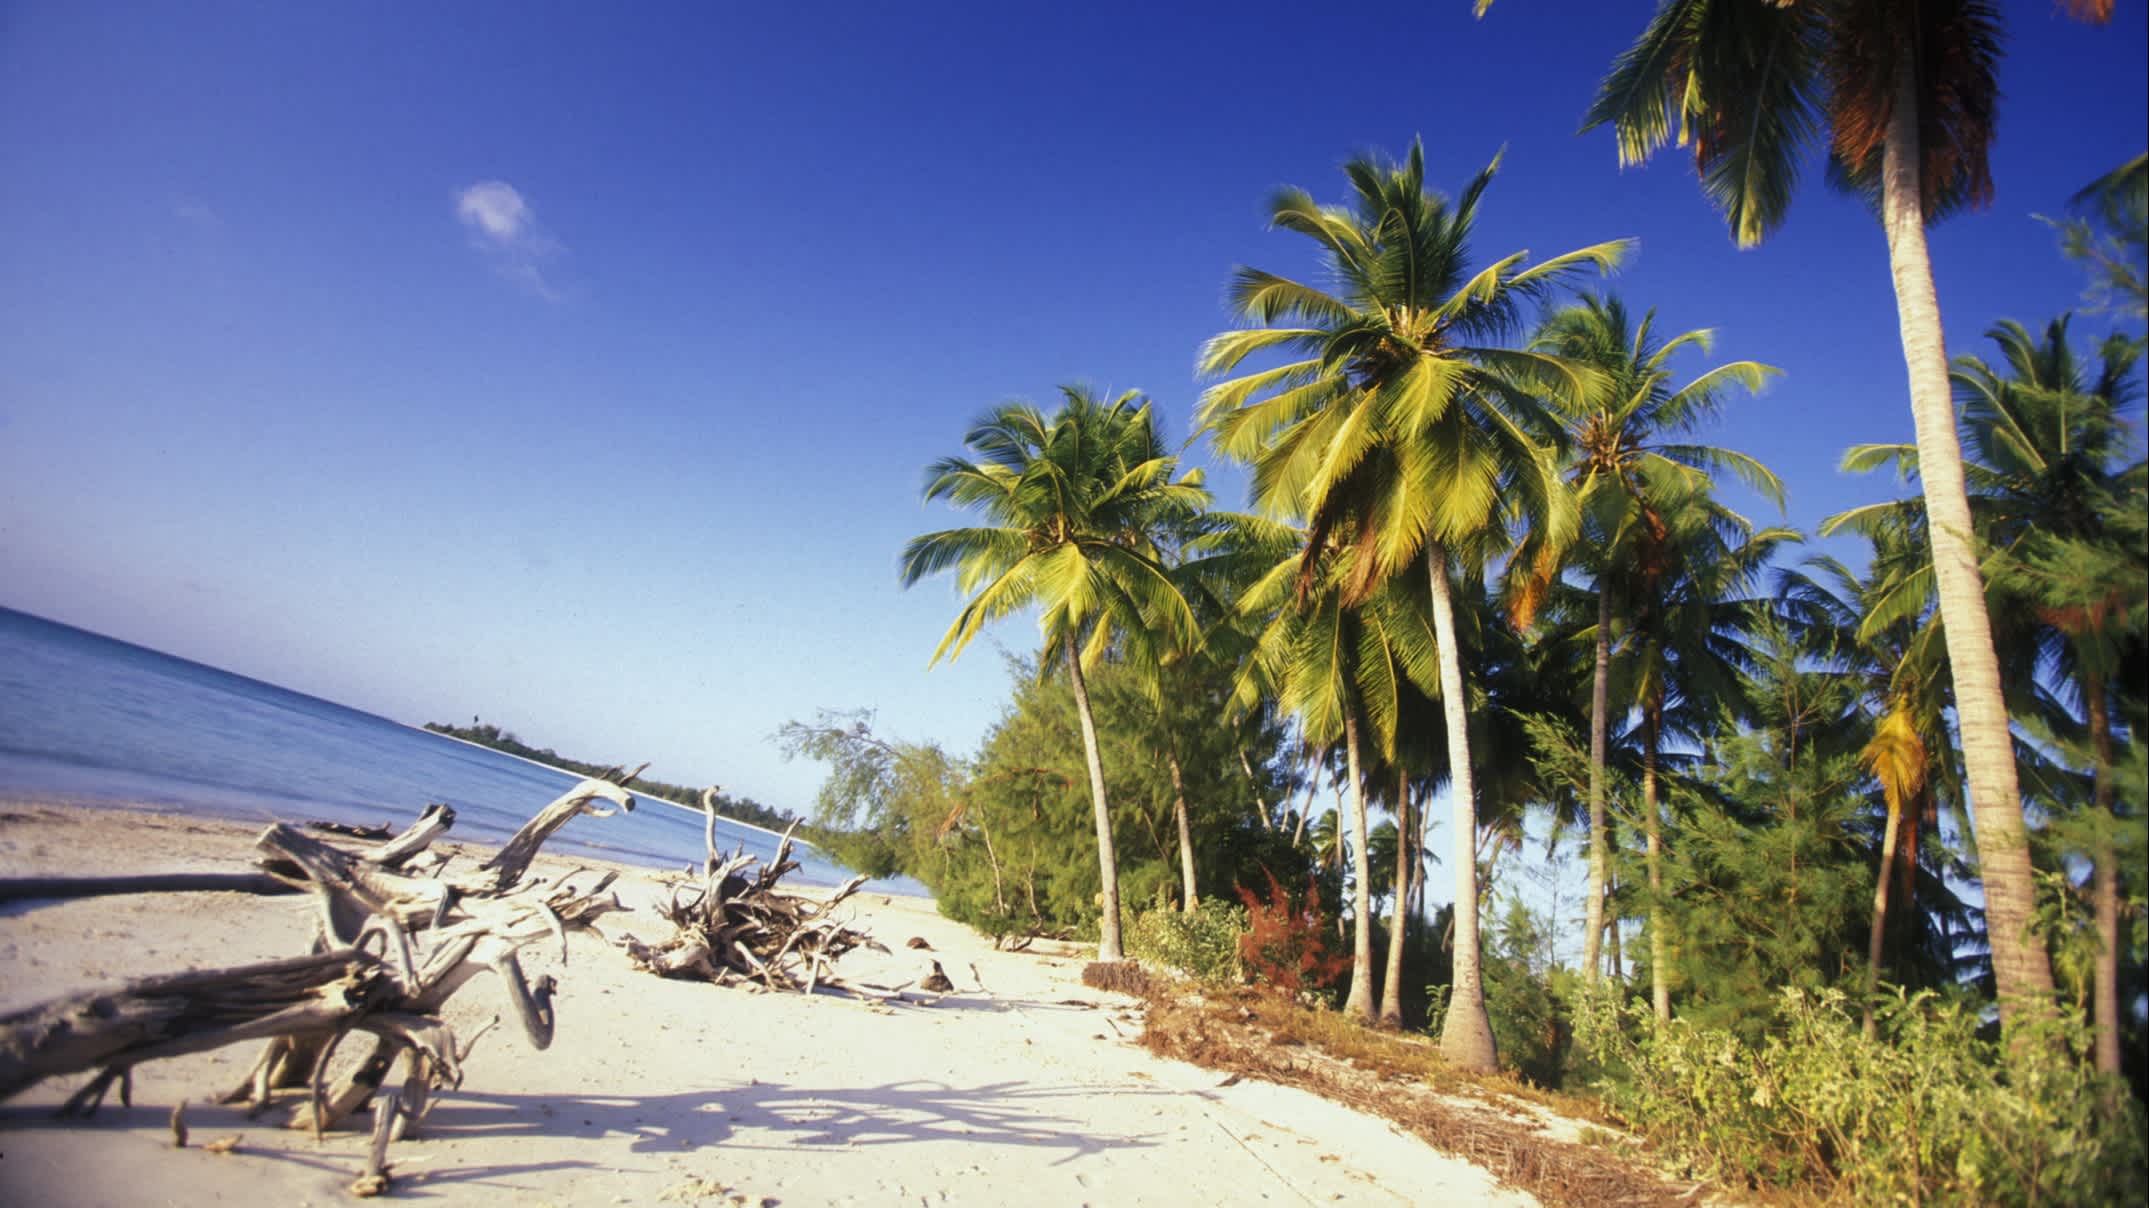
[
  {"xmin": 1126, "ymin": 897, "xmax": 1247, "ymax": 986},
  {"xmin": 769, "ymin": 38, "xmax": 2149, "ymax": 1195}
]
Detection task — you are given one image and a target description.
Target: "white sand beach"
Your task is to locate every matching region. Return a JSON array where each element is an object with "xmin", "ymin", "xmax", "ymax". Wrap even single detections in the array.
[{"xmin": 0, "ymin": 803, "xmax": 1541, "ymax": 1207}]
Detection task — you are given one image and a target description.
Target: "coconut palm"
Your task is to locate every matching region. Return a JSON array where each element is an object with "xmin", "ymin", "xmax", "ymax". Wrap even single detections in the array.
[
  {"xmin": 1777, "ymin": 539, "xmax": 1957, "ymax": 1035},
  {"xmin": 1199, "ymin": 141, "xmax": 1625, "ymax": 1070},
  {"xmin": 1956, "ymin": 318, "xmax": 2145, "ymax": 1073},
  {"xmin": 1618, "ymin": 483, "xmax": 1798, "ymax": 1020},
  {"xmin": 1214, "ymin": 517, "xmax": 1442, "ymax": 1021},
  {"xmin": 1584, "ymin": 0, "xmax": 2068, "ymax": 1019},
  {"xmin": 900, "ymin": 387, "xmax": 1208, "ymax": 960},
  {"xmin": 1523, "ymin": 293, "xmax": 1783, "ymax": 986}
]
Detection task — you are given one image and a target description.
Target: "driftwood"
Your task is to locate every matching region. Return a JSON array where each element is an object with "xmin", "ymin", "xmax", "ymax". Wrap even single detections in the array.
[
  {"xmin": 0, "ymin": 873, "xmax": 298, "ymax": 903},
  {"xmin": 0, "ymin": 781, "xmax": 633, "ymax": 1195},
  {"xmin": 308, "ymin": 820, "xmax": 394, "ymax": 840},
  {"xmin": 223, "ymin": 785, "xmax": 627, "ymax": 1132},
  {"xmin": 0, "ymin": 803, "xmax": 460, "ymax": 905},
  {"xmin": 620, "ymin": 792, "xmax": 876, "ymax": 994}
]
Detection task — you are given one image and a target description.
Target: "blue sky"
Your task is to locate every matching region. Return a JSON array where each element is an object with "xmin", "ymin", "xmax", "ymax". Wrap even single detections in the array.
[{"xmin": 2, "ymin": 1, "xmax": 2143, "ymax": 820}]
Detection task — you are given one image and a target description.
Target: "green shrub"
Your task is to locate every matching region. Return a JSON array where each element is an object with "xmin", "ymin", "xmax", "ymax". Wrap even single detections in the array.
[
  {"xmin": 1127, "ymin": 898, "xmax": 1248, "ymax": 985},
  {"xmin": 1576, "ymin": 986, "xmax": 2146, "ymax": 1204}
]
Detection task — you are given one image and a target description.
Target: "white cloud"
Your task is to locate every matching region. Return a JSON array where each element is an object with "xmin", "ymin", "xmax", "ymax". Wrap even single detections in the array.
[
  {"xmin": 456, "ymin": 182, "xmax": 531, "ymax": 243},
  {"xmin": 454, "ymin": 180, "xmax": 564, "ymax": 299}
]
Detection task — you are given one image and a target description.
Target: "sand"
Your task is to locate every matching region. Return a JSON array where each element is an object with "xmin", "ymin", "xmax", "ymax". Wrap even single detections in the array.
[{"xmin": 0, "ymin": 802, "xmax": 1534, "ymax": 1206}]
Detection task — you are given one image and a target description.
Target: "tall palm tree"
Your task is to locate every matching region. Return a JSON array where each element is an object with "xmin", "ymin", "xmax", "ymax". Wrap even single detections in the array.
[
  {"xmin": 1199, "ymin": 141, "xmax": 1625, "ymax": 1070},
  {"xmin": 901, "ymin": 387, "xmax": 1209, "ymax": 960},
  {"xmin": 1523, "ymin": 293, "xmax": 1783, "ymax": 986},
  {"xmin": 1585, "ymin": 0, "xmax": 2065, "ymax": 1018}
]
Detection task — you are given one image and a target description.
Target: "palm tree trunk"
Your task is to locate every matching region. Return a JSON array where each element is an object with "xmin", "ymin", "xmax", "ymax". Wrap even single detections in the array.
[
  {"xmin": 1065, "ymin": 631, "xmax": 1123, "ymax": 961},
  {"xmin": 1880, "ymin": 54, "xmax": 2053, "ymax": 1017},
  {"xmin": 1583, "ymin": 587, "xmax": 1612, "ymax": 985},
  {"xmin": 1292, "ymin": 752, "xmax": 1316, "ymax": 846},
  {"xmin": 1864, "ymin": 791, "xmax": 1905, "ymax": 1038},
  {"xmin": 1342, "ymin": 710, "xmax": 1377, "ymax": 1021},
  {"xmin": 1380, "ymin": 765, "xmax": 1411, "ymax": 1026},
  {"xmin": 1643, "ymin": 705, "xmax": 1669, "ymax": 1024},
  {"xmin": 1238, "ymin": 749, "xmax": 1272, "ymax": 831},
  {"xmin": 1429, "ymin": 543, "xmax": 1497, "ymax": 1072},
  {"xmin": 1607, "ymin": 882, "xmax": 1624, "ymax": 983},
  {"xmin": 1167, "ymin": 747, "xmax": 1198, "ymax": 911},
  {"xmin": 2087, "ymin": 677, "xmax": 2120, "ymax": 1076},
  {"xmin": 1410, "ymin": 787, "xmax": 1429, "ymax": 921}
]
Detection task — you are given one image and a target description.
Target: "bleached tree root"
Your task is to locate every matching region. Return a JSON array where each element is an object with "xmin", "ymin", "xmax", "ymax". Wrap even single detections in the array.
[
  {"xmin": 620, "ymin": 801, "xmax": 879, "ymax": 995},
  {"xmin": 1, "ymin": 779, "xmax": 635, "ymax": 1194}
]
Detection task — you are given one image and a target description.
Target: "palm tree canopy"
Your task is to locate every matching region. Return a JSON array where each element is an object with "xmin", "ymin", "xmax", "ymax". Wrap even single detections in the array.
[
  {"xmin": 1584, "ymin": 0, "xmax": 2004, "ymax": 246},
  {"xmin": 1533, "ymin": 292, "xmax": 1784, "ymax": 510},
  {"xmin": 1822, "ymin": 316, "xmax": 2144, "ymax": 647},
  {"xmin": 1953, "ymin": 316, "xmax": 2144, "ymax": 541},
  {"xmin": 1197, "ymin": 515, "xmax": 1442, "ymax": 763},
  {"xmin": 901, "ymin": 385, "xmax": 1210, "ymax": 673},
  {"xmin": 1198, "ymin": 141, "xmax": 1628, "ymax": 603}
]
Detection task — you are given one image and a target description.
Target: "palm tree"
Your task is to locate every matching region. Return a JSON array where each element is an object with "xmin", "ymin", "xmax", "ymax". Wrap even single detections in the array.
[
  {"xmin": 1956, "ymin": 317, "xmax": 2144, "ymax": 1073},
  {"xmin": 901, "ymin": 387, "xmax": 1209, "ymax": 960},
  {"xmin": 1618, "ymin": 483, "xmax": 1797, "ymax": 1020},
  {"xmin": 1199, "ymin": 141, "xmax": 1624, "ymax": 1070},
  {"xmin": 1778, "ymin": 540, "xmax": 1956, "ymax": 1035},
  {"xmin": 1216, "ymin": 517, "xmax": 1441, "ymax": 1021},
  {"xmin": 1523, "ymin": 293, "xmax": 1783, "ymax": 986},
  {"xmin": 1585, "ymin": 0, "xmax": 2067, "ymax": 1019}
]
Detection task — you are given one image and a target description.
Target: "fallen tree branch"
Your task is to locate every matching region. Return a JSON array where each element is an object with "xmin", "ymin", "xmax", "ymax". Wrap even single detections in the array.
[
  {"xmin": 0, "ymin": 873, "xmax": 298, "ymax": 903},
  {"xmin": 476, "ymin": 780, "xmax": 635, "ymax": 894}
]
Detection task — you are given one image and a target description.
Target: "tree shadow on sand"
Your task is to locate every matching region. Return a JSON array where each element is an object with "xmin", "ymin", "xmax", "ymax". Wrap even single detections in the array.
[{"xmin": 383, "ymin": 1075, "xmax": 1170, "ymax": 1193}]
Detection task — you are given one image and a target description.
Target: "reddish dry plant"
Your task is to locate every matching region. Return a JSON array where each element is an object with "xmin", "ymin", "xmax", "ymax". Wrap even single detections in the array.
[{"xmin": 1235, "ymin": 868, "xmax": 1349, "ymax": 999}]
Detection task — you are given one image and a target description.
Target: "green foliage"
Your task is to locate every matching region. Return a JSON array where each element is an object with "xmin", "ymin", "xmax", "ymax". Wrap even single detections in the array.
[
  {"xmin": 2044, "ymin": 153, "xmax": 2148, "ymax": 319},
  {"xmin": 1127, "ymin": 898, "xmax": 1249, "ymax": 986},
  {"xmin": 1480, "ymin": 897, "xmax": 1574, "ymax": 1088},
  {"xmin": 1577, "ymin": 987, "xmax": 2147, "ymax": 1203},
  {"xmin": 1423, "ymin": 897, "xmax": 1578, "ymax": 1088},
  {"xmin": 773, "ymin": 709, "xmax": 973, "ymax": 904},
  {"xmin": 1658, "ymin": 735, "xmax": 1873, "ymax": 1038},
  {"xmin": 782, "ymin": 652, "xmax": 1303, "ymax": 939}
]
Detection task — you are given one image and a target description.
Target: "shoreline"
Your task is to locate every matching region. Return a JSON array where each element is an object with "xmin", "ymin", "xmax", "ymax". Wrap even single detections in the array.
[{"xmin": 407, "ymin": 723, "xmax": 819, "ymax": 848}]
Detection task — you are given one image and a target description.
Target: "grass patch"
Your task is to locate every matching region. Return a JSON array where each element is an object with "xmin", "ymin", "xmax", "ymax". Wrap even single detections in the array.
[{"xmin": 1134, "ymin": 985, "xmax": 1690, "ymax": 1207}]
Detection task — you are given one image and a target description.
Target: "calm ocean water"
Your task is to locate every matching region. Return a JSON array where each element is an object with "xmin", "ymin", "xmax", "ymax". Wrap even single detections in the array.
[{"xmin": 0, "ymin": 607, "xmax": 912, "ymax": 893}]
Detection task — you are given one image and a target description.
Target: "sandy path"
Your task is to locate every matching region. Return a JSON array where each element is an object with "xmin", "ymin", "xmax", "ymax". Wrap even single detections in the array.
[{"xmin": 0, "ymin": 803, "xmax": 1530, "ymax": 1206}]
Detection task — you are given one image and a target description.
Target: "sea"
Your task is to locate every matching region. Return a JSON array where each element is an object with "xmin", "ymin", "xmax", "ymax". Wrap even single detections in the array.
[{"xmin": 0, "ymin": 606, "xmax": 918, "ymax": 894}]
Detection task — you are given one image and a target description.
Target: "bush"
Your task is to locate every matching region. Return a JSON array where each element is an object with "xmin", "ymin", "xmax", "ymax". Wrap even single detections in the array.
[
  {"xmin": 1235, "ymin": 869, "xmax": 1349, "ymax": 1000},
  {"xmin": 1576, "ymin": 986, "xmax": 2147, "ymax": 1204},
  {"xmin": 1127, "ymin": 898, "xmax": 1248, "ymax": 985},
  {"xmin": 1082, "ymin": 960, "xmax": 1163, "ymax": 1000}
]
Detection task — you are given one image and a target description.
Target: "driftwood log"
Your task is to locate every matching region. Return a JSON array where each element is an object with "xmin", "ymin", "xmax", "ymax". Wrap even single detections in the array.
[
  {"xmin": 620, "ymin": 792, "xmax": 876, "ymax": 995},
  {"xmin": 0, "ymin": 803, "xmax": 461, "ymax": 905},
  {"xmin": 0, "ymin": 779, "xmax": 634, "ymax": 1195}
]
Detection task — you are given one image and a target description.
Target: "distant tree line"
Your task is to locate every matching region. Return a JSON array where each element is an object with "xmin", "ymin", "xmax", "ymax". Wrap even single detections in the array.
[{"xmin": 424, "ymin": 718, "xmax": 800, "ymax": 834}]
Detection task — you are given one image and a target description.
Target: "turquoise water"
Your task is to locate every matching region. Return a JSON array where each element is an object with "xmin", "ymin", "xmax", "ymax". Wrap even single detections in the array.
[{"xmin": 0, "ymin": 607, "xmax": 907, "ymax": 892}]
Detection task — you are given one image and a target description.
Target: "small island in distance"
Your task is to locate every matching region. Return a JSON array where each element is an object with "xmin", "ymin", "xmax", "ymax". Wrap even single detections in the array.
[{"xmin": 423, "ymin": 716, "xmax": 804, "ymax": 835}]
